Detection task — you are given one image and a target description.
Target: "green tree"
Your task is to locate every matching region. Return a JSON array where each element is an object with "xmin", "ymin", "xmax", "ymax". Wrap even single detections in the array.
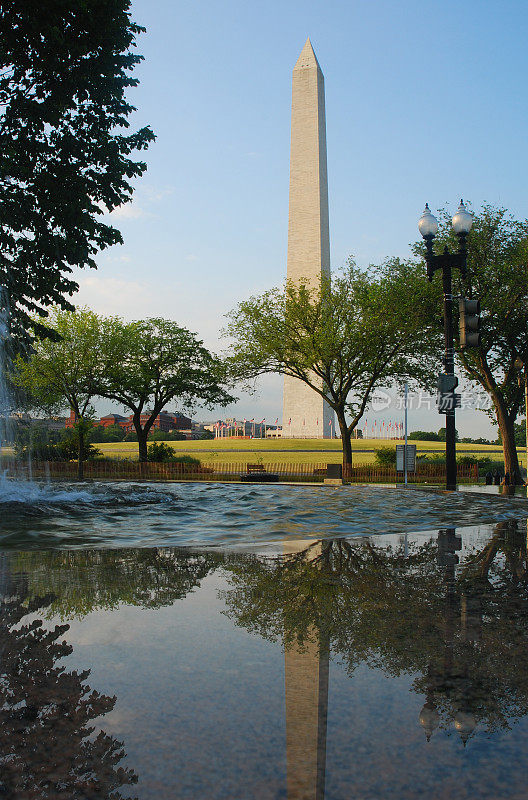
[
  {"xmin": 148, "ymin": 428, "xmax": 187, "ymax": 441},
  {"xmin": 12, "ymin": 308, "xmax": 119, "ymax": 477},
  {"xmin": 97, "ymin": 317, "xmax": 235, "ymax": 461},
  {"xmin": 90, "ymin": 423, "xmax": 126, "ymax": 443},
  {"xmin": 0, "ymin": 0, "xmax": 154, "ymax": 344},
  {"xmin": 438, "ymin": 426, "xmax": 459, "ymax": 442},
  {"xmin": 415, "ymin": 206, "xmax": 528, "ymax": 483},
  {"xmin": 225, "ymin": 263, "xmax": 441, "ymax": 470},
  {"xmin": 408, "ymin": 430, "xmax": 440, "ymax": 441}
]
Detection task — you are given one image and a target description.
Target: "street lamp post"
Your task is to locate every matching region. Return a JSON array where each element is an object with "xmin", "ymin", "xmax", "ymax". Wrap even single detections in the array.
[
  {"xmin": 514, "ymin": 357, "xmax": 528, "ymax": 486},
  {"xmin": 419, "ymin": 201, "xmax": 473, "ymax": 491}
]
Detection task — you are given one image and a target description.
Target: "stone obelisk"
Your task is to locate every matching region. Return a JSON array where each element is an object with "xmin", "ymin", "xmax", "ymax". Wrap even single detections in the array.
[{"xmin": 282, "ymin": 39, "xmax": 334, "ymax": 439}]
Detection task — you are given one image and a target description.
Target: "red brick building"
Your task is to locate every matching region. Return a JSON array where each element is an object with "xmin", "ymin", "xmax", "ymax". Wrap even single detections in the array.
[
  {"xmin": 66, "ymin": 409, "xmax": 192, "ymax": 433},
  {"xmin": 99, "ymin": 414, "xmax": 128, "ymax": 428},
  {"xmin": 65, "ymin": 409, "xmax": 78, "ymax": 428}
]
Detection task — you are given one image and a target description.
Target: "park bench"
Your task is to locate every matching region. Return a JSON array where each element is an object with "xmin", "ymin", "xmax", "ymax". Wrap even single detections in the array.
[{"xmin": 240, "ymin": 463, "xmax": 279, "ymax": 482}]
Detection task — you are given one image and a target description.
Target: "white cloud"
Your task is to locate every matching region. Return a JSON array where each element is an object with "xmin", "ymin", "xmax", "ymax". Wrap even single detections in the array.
[
  {"xmin": 142, "ymin": 185, "xmax": 175, "ymax": 202},
  {"xmin": 75, "ymin": 274, "xmax": 155, "ymax": 318},
  {"xmin": 109, "ymin": 202, "xmax": 146, "ymax": 220}
]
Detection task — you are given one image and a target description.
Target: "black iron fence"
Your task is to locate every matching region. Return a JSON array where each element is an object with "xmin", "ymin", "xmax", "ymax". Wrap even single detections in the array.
[{"xmin": 8, "ymin": 460, "xmax": 480, "ymax": 484}]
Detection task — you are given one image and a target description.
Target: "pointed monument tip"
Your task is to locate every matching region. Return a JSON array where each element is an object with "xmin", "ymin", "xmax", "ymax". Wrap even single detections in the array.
[{"xmin": 294, "ymin": 37, "xmax": 322, "ymax": 71}]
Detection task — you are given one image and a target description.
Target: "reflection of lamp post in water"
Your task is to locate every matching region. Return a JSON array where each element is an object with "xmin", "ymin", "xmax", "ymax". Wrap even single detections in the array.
[
  {"xmin": 418, "ymin": 528, "xmax": 478, "ymax": 746},
  {"xmin": 283, "ymin": 540, "xmax": 329, "ymax": 800}
]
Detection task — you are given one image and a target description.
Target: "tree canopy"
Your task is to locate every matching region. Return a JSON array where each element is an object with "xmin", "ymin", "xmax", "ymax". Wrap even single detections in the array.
[
  {"xmin": 96, "ymin": 316, "xmax": 235, "ymax": 461},
  {"xmin": 0, "ymin": 0, "xmax": 154, "ymax": 344},
  {"xmin": 225, "ymin": 262, "xmax": 441, "ymax": 467},
  {"xmin": 12, "ymin": 307, "xmax": 120, "ymax": 474},
  {"xmin": 13, "ymin": 310, "xmax": 235, "ymax": 463}
]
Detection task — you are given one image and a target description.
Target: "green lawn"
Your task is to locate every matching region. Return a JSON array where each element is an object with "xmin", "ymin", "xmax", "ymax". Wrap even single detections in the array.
[{"xmin": 96, "ymin": 438, "xmax": 519, "ymax": 468}]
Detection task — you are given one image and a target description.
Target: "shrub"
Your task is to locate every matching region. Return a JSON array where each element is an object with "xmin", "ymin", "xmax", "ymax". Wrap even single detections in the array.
[
  {"xmin": 14, "ymin": 423, "xmax": 101, "ymax": 461},
  {"xmin": 457, "ymin": 455, "xmax": 479, "ymax": 466},
  {"xmin": 375, "ymin": 447, "xmax": 397, "ymax": 466},
  {"xmin": 458, "ymin": 455, "xmax": 496, "ymax": 475},
  {"xmin": 416, "ymin": 454, "xmax": 445, "ymax": 464},
  {"xmin": 146, "ymin": 442, "xmax": 201, "ymax": 466}
]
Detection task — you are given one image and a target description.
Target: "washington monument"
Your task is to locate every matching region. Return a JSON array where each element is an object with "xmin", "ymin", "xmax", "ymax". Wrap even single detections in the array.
[{"xmin": 282, "ymin": 39, "xmax": 334, "ymax": 439}]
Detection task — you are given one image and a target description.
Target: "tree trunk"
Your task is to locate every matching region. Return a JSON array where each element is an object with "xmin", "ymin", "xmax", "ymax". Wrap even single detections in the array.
[
  {"xmin": 336, "ymin": 410, "xmax": 352, "ymax": 476},
  {"xmin": 137, "ymin": 429, "xmax": 148, "ymax": 462},
  {"xmin": 496, "ymin": 401, "xmax": 522, "ymax": 484},
  {"xmin": 77, "ymin": 428, "xmax": 84, "ymax": 480}
]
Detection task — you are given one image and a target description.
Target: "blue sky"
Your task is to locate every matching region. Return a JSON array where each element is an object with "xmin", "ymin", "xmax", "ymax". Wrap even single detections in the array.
[{"xmin": 76, "ymin": 0, "xmax": 528, "ymax": 437}]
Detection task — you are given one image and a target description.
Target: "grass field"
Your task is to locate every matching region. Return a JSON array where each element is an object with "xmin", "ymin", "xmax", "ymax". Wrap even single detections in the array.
[{"xmin": 95, "ymin": 438, "xmax": 522, "ymax": 468}]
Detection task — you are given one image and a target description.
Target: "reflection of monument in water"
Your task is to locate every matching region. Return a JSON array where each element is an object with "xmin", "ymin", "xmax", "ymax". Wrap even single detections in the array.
[
  {"xmin": 283, "ymin": 541, "xmax": 329, "ymax": 799},
  {"xmin": 282, "ymin": 40, "xmax": 334, "ymax": 439}
]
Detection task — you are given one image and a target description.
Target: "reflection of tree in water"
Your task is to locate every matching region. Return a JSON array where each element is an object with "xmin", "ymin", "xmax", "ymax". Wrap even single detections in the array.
[
  {"xmin": 0, "ymin": 547, "xmax": 225, "ymax": 796},
  {"xmin": 9, "ymin": 547, "xmax": 222, "ymax": 619},
  {"xmin": 223, "ymin": 521, "xmax": 528, "ymax": 742},
  {"xmin": 0, "ymin": 576, "xmax": 138, "ymax": 799}
]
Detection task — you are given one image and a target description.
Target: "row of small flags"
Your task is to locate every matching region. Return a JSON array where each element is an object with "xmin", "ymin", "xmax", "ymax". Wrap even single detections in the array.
[
  {"xmin": 215, "ymin": 419, "xmax": 404, "ymax": 435},
  {"xmin": 362, "ymin": 420, "xmax": 404, "ymax": 438}
]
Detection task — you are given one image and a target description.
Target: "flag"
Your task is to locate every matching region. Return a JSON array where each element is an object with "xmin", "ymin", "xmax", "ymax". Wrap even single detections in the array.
[
  {"xmin": 288, "ymin": 418, "xmax": 291, "ymax": 425},
  {"xmin": 316, "ymin": 418, "xmax": 319, "ymax": 426},
  {"xmin": 275, "ymin": 417, "xmax": 279, "ymax": 425}
]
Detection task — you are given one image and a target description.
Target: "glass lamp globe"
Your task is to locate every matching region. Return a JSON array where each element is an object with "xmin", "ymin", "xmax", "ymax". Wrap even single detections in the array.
[
  {"xmin": 418, "ymin": 204, "xmax": 439, "ymax": 238},
  {"xmin": 452, "ymin": 200, "xmax": 473, "ymax": 235},
  {"xmin": 454, "ymin": 709, "xmax": 477, "ymax": 745},
  {"xmin": 419, "ymin": 701, "xmax": 440, "ymax": 742}
]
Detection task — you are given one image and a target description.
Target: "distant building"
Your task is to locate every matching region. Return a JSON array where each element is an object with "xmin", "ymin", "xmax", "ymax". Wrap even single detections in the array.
[
  {"xmin": 205, "ymin": 419, "xmax": 276, "ymax": 438},
  {"xmin": 99, "ymin": 414, "xmax": 127, "ymax": 428},
  {"xmin": 65, "ymin": 409, "xmax": 78, "ymax": 428},
  {"xmin": 66, "ymin": 409, "xmax": 193, "ymax": 433}
]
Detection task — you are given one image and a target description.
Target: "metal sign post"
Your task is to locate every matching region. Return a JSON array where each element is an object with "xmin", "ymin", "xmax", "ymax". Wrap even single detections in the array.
[{"xmin": 404, "ymin": 383, "xmax": 408, "ymax": 486}]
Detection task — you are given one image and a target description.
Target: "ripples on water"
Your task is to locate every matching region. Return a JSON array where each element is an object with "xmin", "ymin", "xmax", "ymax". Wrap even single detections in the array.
[{"xmin": 1, "ymin": 480, "xmax": 527, "ymax": 549}]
